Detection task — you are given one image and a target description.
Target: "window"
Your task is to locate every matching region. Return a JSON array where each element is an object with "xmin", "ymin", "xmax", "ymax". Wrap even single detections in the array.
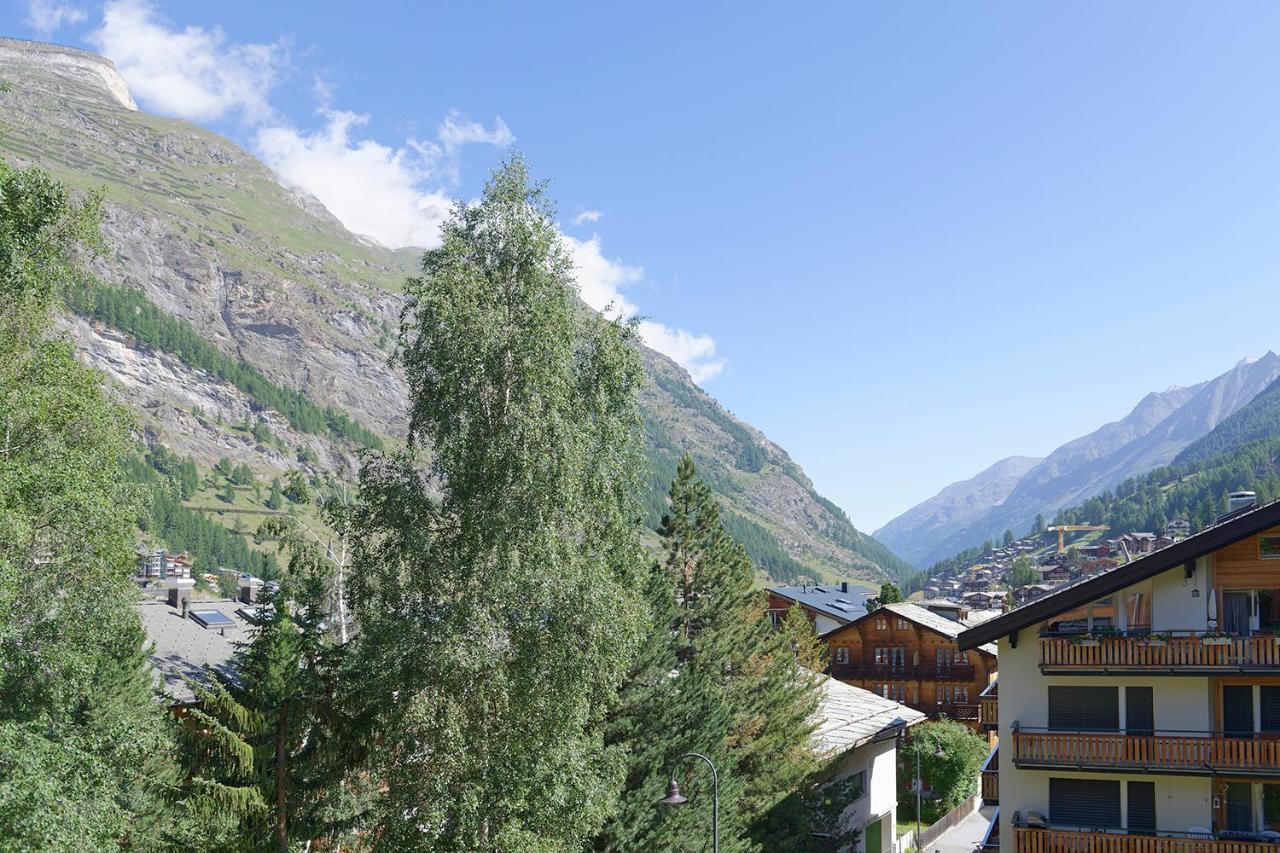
[
  {"xmin": 835, "ymin": 646, "xmax": 849, "ymax": 664},
  {"xmin": 1048, "ymin": 686, "xmax": 1119, "ymax": 731},
  {"xmin": 1050, "ymin": 777, "xmax": 1121, "ymax": 828},
  {"xmin": 846, "ymin": 769, "xmax": 866, "ymax": 801},
  {"xmin": 956, "ymin": 687, "xmax": 969, "ymax": 703},
  {"xmin": 875, "ymin": 648, "xmax": 886, "ymax": 664},
  {"xmin": 1263, "ymin": 687, "xmax": 1280, "ymax": 734},
  {"xmin": 880, "ymin": 684, "xmax": 890, "ymax": 698},
  {"xmin": 896, "ymin": 618, "xmax": 909, "ymax": 630},
  {"xmin": 1261, "ymin": 536, "xmax": 1280, "ymax": 560},
  {"xmin": 936, "ymin": 648, "xmax": 947, "ymax": 670},
  {"xmin": 1128, "ymin": 782, "xmax": 1156, "ymax": 834},
  {"xmin": 1126, "ymin": 687, "xmax": 1154, "ymax": 737},
  {"xmin": 953, "ymin": 649, "xmax": 967, "ymax": 665},
  {"xmin": 875, "ymin": 617, "xmax": 888, "ymax": 630},
  {"xmin": 1265, "ymin": 784, "xmax": 1280, "ymax": 832},
  {"xmin": 768, "ymin": 611, "xmax": 782, "ymax": 628}
]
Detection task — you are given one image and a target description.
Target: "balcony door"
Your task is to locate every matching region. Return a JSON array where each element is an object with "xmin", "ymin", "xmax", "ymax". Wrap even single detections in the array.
[
  {"xmin": 1048, "ymin": 686, "xmax": 1119, "ymax": 731},
  {"xmin": 1225, "ymin": 782, "xmax": 1254, "ymax": 832},
  {"xmin": 1223, "ymin": 591, "xmax": 1252, "ymax": 636}
]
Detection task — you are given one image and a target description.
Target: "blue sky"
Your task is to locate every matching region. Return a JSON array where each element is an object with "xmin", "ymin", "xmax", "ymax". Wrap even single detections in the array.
[{"xmin": 10, "ymin": 1, "xmax": 1280, "ymax": 532}]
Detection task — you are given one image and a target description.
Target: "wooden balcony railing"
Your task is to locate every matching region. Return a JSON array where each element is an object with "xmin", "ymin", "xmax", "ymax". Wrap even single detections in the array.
[
  {"xmin": 1012, "ymin": 727, "xmax": 1280, "ymax": 776},
  {"xmin": 828, "ymin": 663, "xmax": 978, "ymax": 682},
  {"xmin": 935, "ymin": 702, "xmax": 980, "ymax": 722},
  {"xmin": 1015, "ymin": 826, "xmax": 1280, "ymax": 853},
  {"xmin": 980, "ymin": 681, "xmax": 998, "ymax": 730},
  {"xmin": 1040, "ymin": 632, "xmax": 1280, "ymax": 673},
  {"xmin": 981, "ymin": 746, "xmax": 998, "ymax": 805}
]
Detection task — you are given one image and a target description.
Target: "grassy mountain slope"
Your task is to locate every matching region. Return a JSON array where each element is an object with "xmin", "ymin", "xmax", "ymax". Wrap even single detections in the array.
[{"xmin": 0, "ymin": 38, "xmax": 907, "ymax": 586}]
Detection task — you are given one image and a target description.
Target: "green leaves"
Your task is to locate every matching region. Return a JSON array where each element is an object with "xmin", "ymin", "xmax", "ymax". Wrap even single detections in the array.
[{"xmin": 345, "ymin": 155, "xmax": 649, "ymax": 849}]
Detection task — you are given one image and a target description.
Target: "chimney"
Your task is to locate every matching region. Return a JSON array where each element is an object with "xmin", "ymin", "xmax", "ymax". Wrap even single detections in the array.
[
  {"xmin": 1228, "ymin": 491, "xmax": 1258, "ymax": 514},
  {"xmin": 841, "ymin": 581, "xmax": 849, "ymax": 593}
]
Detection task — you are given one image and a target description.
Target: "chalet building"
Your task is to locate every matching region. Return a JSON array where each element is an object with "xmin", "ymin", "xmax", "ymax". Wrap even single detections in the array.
[
  {"xmin": 824, "ymin": 602, "xmax": 997, "ymax": 728},
  {"xmin": 1168, "ymin": 518, "xmax": 1193, "ymax": 539},
  {"xmin": 767, "ymin": 582, "xmax": 871, "ymax": 634},
  {"xmin": 958, "ymin": 496, "xmax": 1280, "ymax": 853},
  {"xmin": 810, "ymin": 675, "xmax": 926, "ymax": 853}
]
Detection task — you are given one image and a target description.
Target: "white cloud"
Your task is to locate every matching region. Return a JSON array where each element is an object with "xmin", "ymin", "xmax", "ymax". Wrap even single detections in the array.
[
  {"xmin": 87, "ymin": 0, "xmax": 286, "ymax": 123},
  {"xmin": 564, "ymin": 234, "xmax": 725, "ymax": 383},
  {"xmin": 24, "ymin": 0, "xmax": 86, "ymax": 34},
  {"xmin": 638, "ymin": 321, "xmax": 725, "ymax": 383},
  {"xmin": 572, "ymin": 209, "xmax": 602, "ymax": 226},
  {"xmin": 255, "ymin": 109, "xmax": 512, "ymax": 250}
]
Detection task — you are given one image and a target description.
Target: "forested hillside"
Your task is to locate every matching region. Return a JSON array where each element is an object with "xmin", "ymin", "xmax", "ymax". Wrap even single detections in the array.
[
  {"xmin": 0, "ymin": 40, "xmax": 910, "ymax": 588},
  {"xmin": 1175, "ymin": 376, "xmax": 1280, "ymax": 466}
]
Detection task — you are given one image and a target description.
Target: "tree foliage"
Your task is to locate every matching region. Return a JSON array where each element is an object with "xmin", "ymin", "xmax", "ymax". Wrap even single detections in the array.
[
  {"xmin": 0, "ymin": 158, "xmax": 181, "ymax": 849},
  {"xmin": 598, "ymin": 457, "xmax": 822, "ymax": 852},
  {"xmin": 899, "ymin": 719, "xmax": 988, "ymax": 816},
  {"xmin": 343, "ymin": 156, "xmax": 649, "ymax": 850},
  {"xmin": 865, "ymin": 581, "xmax": 904, "ymax": 613}
]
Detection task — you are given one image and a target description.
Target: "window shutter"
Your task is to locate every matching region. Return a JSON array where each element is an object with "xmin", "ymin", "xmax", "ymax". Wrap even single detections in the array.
[
  {"xmin": 1050, "ymin": 777, "xmax": 1121, "ymax": 828},
  {"xmin": 1127, "ymin": 687, "xmax": 1154, "ymax": 736},
  {"xmin": 1224, "ymin": 686, "xmax": 1255, "ymax": 738},
  {"xmin": 1049, "ymin": 686, "xmax": 1119, "ymax": 731},
  {"xmin": 1128, "ymin": 781, "xmax": 1156, "ymax": 833},
  {"xmin": 1261, "ymin": 687, "xmax": 1280, "ymax": 734}
]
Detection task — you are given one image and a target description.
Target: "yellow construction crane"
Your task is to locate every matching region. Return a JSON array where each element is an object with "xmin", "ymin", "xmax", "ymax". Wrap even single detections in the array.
[{"xmin": 1046, "ymin": 524, "xmax": 1110, "ymax": 553}]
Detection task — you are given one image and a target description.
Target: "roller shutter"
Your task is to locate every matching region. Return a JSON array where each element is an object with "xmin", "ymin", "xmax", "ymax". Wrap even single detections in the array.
[
  {"xmin": 1049, "ymin": 777, "xmax": 1121, "ymax": 828},
  {"xmin": 1048, "ymin": 686, "xmax": 1119, "ymax": 731}
]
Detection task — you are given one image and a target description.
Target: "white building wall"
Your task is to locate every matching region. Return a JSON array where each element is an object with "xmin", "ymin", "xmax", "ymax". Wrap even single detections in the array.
[
  {"xmin": 832, "ymin": 737, "xmax": 900, "ymax": 853},
  {"xmin": 1150, "ymin": 554, "xmax": 1213, "ymax": 632},
  {"xmin": 997, "ymin": 560, "xmax": 1219, "ymax": 844},
  {"xmin": 815, "ymin": 613, "xmax": 844, "ymax": 635}
]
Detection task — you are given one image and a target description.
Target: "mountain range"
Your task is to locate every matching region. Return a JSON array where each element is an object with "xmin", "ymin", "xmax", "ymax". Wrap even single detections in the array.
[
  {"xmin": 876, "ymin": 352, "xmax": 1280, "ymax": 568},
  {"xmin": 0, "ymin": 37, "xmax": 911, "ymax": 587}
]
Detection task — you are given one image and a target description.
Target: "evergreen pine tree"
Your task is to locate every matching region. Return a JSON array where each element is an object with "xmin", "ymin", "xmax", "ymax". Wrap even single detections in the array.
[{"xmin": 598, "ymin": 456, "xmax": 820, "ymax": 851}]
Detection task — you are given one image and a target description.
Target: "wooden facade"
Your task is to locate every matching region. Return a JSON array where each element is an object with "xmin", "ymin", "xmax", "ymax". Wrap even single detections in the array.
[{"xmin": 824, "ymin": 604, "xmax": 997, "ymax": 728}]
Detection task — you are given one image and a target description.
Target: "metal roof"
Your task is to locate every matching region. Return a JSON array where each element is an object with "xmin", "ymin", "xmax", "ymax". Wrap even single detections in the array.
[
  {"xmin": 768, "ymin": 584, "xmax": 874, "ymax": 622},
  {"xmin": 809, "ymin": 674, "xmax": 926, "ymax": 757},
  {"xmin": 957, "ymin": 498, "xmax": 1280, "ymax": 650},
  {"xmin": 136, "ymin": 599, "xmax": 249, "ymax": 703}
]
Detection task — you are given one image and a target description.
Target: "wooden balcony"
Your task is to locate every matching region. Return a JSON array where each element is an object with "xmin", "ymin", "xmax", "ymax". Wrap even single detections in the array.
[
  {"xmin": 935, "ymin": 702, "xmax": 980, "ymax": 722},
  {"xmin": 1012, "ymin": 727, "xmax": 1280, "ymax": 777},
  {"xmin": 1015, "ymin": 826, "xmax": 1280, "ymax": 853},
  {"xmin": 981, "ymin": 746, "xmax": 998, "ymax": 805},
  {"xmin": 980, "ymin": 681, "xmax": 998, "ymax": 731},
  {"xmin": 1040, "ymin": 632, "xmax": 1280, "ymax": 675},
  {"xmin": 828, "ymin": 663, "xmax": 978, "ymax": 682}
]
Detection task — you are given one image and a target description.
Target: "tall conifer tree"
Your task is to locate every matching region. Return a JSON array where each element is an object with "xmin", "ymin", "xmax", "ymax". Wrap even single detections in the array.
[{"xmin": 597, "ymin": 456, "xmax": 821, "ymax": 851}]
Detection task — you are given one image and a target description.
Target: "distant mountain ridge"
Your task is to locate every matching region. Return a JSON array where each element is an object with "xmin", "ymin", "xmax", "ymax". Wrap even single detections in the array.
[
  {"xmin": 877, "ymin": 352, "xmax": 1280, "ymax": 568},
  {"xmin": 0, "ymin": 38, "xmax": 909, "ymax": 587}
]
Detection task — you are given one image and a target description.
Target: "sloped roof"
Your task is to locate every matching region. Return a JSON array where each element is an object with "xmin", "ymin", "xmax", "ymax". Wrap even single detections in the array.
[
  {"xmin": 822, "ymin": 601, "xmax": 998, "ymax": 657},
  {"xmin": 809, "ymin": 674, "xmax": 926, "ymax": 757},
  {"xmin": 957, "ymin": 497, "xmax": 1280, "ymax": 650},
  {"xmin": 769, "ymin": 584, "xmax": 873, "ymax": 623}
]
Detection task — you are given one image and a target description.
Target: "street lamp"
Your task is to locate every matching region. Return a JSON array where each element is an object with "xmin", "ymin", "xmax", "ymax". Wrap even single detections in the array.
[{"xmin": 657, "ymin": 752, "xmax": 719, "ymax": 853}]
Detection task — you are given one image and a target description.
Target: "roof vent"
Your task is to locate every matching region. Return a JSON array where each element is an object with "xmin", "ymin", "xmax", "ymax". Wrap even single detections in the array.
[{"xmin": 1228, "ymin": 491, "xmax": 1258, "ymax": 514}]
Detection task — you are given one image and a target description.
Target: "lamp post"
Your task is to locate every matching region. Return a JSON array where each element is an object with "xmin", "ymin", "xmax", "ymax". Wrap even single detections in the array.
[{"xmin": 657, "ymin": 752, "xmax": 719, "ymax": 853}]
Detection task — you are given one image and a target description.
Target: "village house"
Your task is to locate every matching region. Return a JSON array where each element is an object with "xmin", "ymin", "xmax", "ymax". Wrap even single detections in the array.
[
  {"xmin": 767, "ymin": 582, "xmax": 873, "ymax": 634},
  {"xmin": 958, "ymin": 494, "xmax": 1280, "ymax": 853},
  {"xmin": 823, "ymin": 602, "xmax": 997, "ymax": 729},
  {"xmin": 1167, "ymin": 518, "xmax": 1193, "ymax": 539},
  {"xmin": 136, "ymin": 547, "xmax": 193, "ymax": 581},
  {"xmin": 809, "ymin": 675, "xmax": 926, "ymax": 853}
]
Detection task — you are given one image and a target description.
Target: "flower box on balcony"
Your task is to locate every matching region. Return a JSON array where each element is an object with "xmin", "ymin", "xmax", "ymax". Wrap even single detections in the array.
[
  {"xmin": 1080, "ymin": 639, "xmax": 1100, "ymax": 647},
  {"xmin": 1202, "ymin": 636, "xmax": 1231, "ymax": 646}
]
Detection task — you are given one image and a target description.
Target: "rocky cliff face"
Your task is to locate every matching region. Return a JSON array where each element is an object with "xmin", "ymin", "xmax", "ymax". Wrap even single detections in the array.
[{"xmin": 0, "ymin": 40, "xmax": 906, "ymax": 585}]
